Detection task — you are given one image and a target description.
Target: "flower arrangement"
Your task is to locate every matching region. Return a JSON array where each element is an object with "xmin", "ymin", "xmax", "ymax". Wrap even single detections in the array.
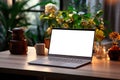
[
  {"xmin": 108, "ymin": 32, "xmax": 120, "ymax": 60},
  {"xmin": 40, "ymin": 3, "xmax": 106, "ymax": 41}
]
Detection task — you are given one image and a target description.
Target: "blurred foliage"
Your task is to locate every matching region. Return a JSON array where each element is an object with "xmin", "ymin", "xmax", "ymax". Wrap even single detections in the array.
[{"xmin": 0, "ymin": 0, "xmax": 42, "ymax": 51}]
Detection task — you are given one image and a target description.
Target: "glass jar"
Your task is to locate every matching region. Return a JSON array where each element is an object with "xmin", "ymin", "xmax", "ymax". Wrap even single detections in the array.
[{"xmin": 94, "ymin": 41, "xmax": 107, "ymax": 59}]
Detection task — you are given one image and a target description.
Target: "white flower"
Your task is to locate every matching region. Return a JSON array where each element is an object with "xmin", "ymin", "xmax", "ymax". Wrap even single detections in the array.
[
  {"xmin": 45, "ymin": 3, "xmax": 58, "ymax": 14},
  {"xmin": 78, "ymin": 11, "xmax": 85, "ymax": 15}
]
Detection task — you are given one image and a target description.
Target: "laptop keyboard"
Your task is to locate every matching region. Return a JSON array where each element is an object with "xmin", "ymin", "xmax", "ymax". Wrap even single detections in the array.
[{"xmin": 48, "ymin": 56, "xmax": 85, "ymax": 63}]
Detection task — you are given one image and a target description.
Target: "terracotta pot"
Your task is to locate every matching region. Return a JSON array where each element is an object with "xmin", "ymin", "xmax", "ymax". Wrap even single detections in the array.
[
  {"xmin": 44, "ymin": 38, "xmax": 50, "ymax": 49},
  {"xmin": 9, "ymin": 40, "xmax": 28, "ymax": 55}
]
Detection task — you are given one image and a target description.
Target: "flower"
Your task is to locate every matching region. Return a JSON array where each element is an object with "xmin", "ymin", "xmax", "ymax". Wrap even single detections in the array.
[
  {"xmin": 95, "ymin": 28, "xmax": 105, "ymax": 42},
  {"xmin": 109, "ymin": 32, "xmax": 120, "ymax": 44}
]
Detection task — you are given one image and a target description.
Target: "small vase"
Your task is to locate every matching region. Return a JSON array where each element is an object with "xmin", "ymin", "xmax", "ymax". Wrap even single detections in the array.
[{"xmin": 108, "ymin": 43, "xmax": 120, "ymax": 61}]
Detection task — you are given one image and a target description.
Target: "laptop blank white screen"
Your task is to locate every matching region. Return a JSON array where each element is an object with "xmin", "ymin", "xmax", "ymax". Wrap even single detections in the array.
[{"xmin": 49, "ymin": 29, "xmax": 95, "ymax": 57}]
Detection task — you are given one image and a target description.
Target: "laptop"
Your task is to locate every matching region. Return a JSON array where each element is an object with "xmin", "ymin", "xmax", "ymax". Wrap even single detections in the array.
[{"xmin": 28, "ymin": 28, "xmax": 95, "ymax": 69}]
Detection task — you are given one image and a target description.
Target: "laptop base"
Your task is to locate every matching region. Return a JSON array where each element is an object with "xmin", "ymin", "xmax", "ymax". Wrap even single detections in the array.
[{"xmin": 28, "ymin": 57, "xmax": 91, "ymax": 69}]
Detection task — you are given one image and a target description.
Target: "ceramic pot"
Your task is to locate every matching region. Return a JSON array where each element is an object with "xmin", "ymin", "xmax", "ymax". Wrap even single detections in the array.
[
  {"xmin": 9, "ymin": 40, "xmax": 27, "ymax": 55},
  {"xmin": 108, "ymin": 44, "xmax": 120, "ymax": 61},
  {"xmin": 9, "ymin": 28, "xmax": 28, "ymax": 55},
  {"xmin": 12, "ymin": 28, "xmax": 25, "ymax": 40},
  {"xmin": 108, "ymin": 50, "xmax": 120, "ymax": 61}
]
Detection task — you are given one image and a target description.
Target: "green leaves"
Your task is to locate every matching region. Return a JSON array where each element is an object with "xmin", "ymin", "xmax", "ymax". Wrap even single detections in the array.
[
  {"xmin": 0, "ymin": 0, "xmax": 30, "ymax": 30},
  {"xmin": 35, "ymin": 0, "xmax": 57, "ymax": 8}
]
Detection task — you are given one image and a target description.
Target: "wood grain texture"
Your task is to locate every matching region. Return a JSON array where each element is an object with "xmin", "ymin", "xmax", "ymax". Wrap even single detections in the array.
[{"xmin": 0, "ymin": 47, "xmax": 120, "ymax": 80}]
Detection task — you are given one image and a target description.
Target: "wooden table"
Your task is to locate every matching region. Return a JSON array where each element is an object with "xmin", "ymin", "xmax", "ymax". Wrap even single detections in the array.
[{"xmin": 0, "ymin": 47, "xmax": 120, "ymax": 80}]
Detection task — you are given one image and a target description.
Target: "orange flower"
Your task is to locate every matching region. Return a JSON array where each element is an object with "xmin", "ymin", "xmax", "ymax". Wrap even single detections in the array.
[
  {"xmin": 109, "ymin": 32, "xmax": 120, "ymax": 44},
  {"xmin": 118, "ymin": 35, "xmax": 120, "ymax": 40},
  {"xmin": 109, "ymin": 32, "xmax": 119, "ymax": 40}
]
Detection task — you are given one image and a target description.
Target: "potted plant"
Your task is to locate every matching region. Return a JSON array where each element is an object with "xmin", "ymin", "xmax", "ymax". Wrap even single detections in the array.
[
  {"xmin": 39, "ymin": 3, "xmax": 107, "ymax": 49},
  {"xmin": 108, "ymin": 32, "xmax": 120, "ymax": 61},
  {"xmin": 0, "ymin": 0, "xmax": 30, "ymax": 51}
]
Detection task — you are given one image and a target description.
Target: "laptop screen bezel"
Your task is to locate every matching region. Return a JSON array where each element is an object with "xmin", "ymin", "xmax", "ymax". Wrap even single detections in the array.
[{"xmin": 48, "ymin": 28, "xmax": 95, "ymax": 60}]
